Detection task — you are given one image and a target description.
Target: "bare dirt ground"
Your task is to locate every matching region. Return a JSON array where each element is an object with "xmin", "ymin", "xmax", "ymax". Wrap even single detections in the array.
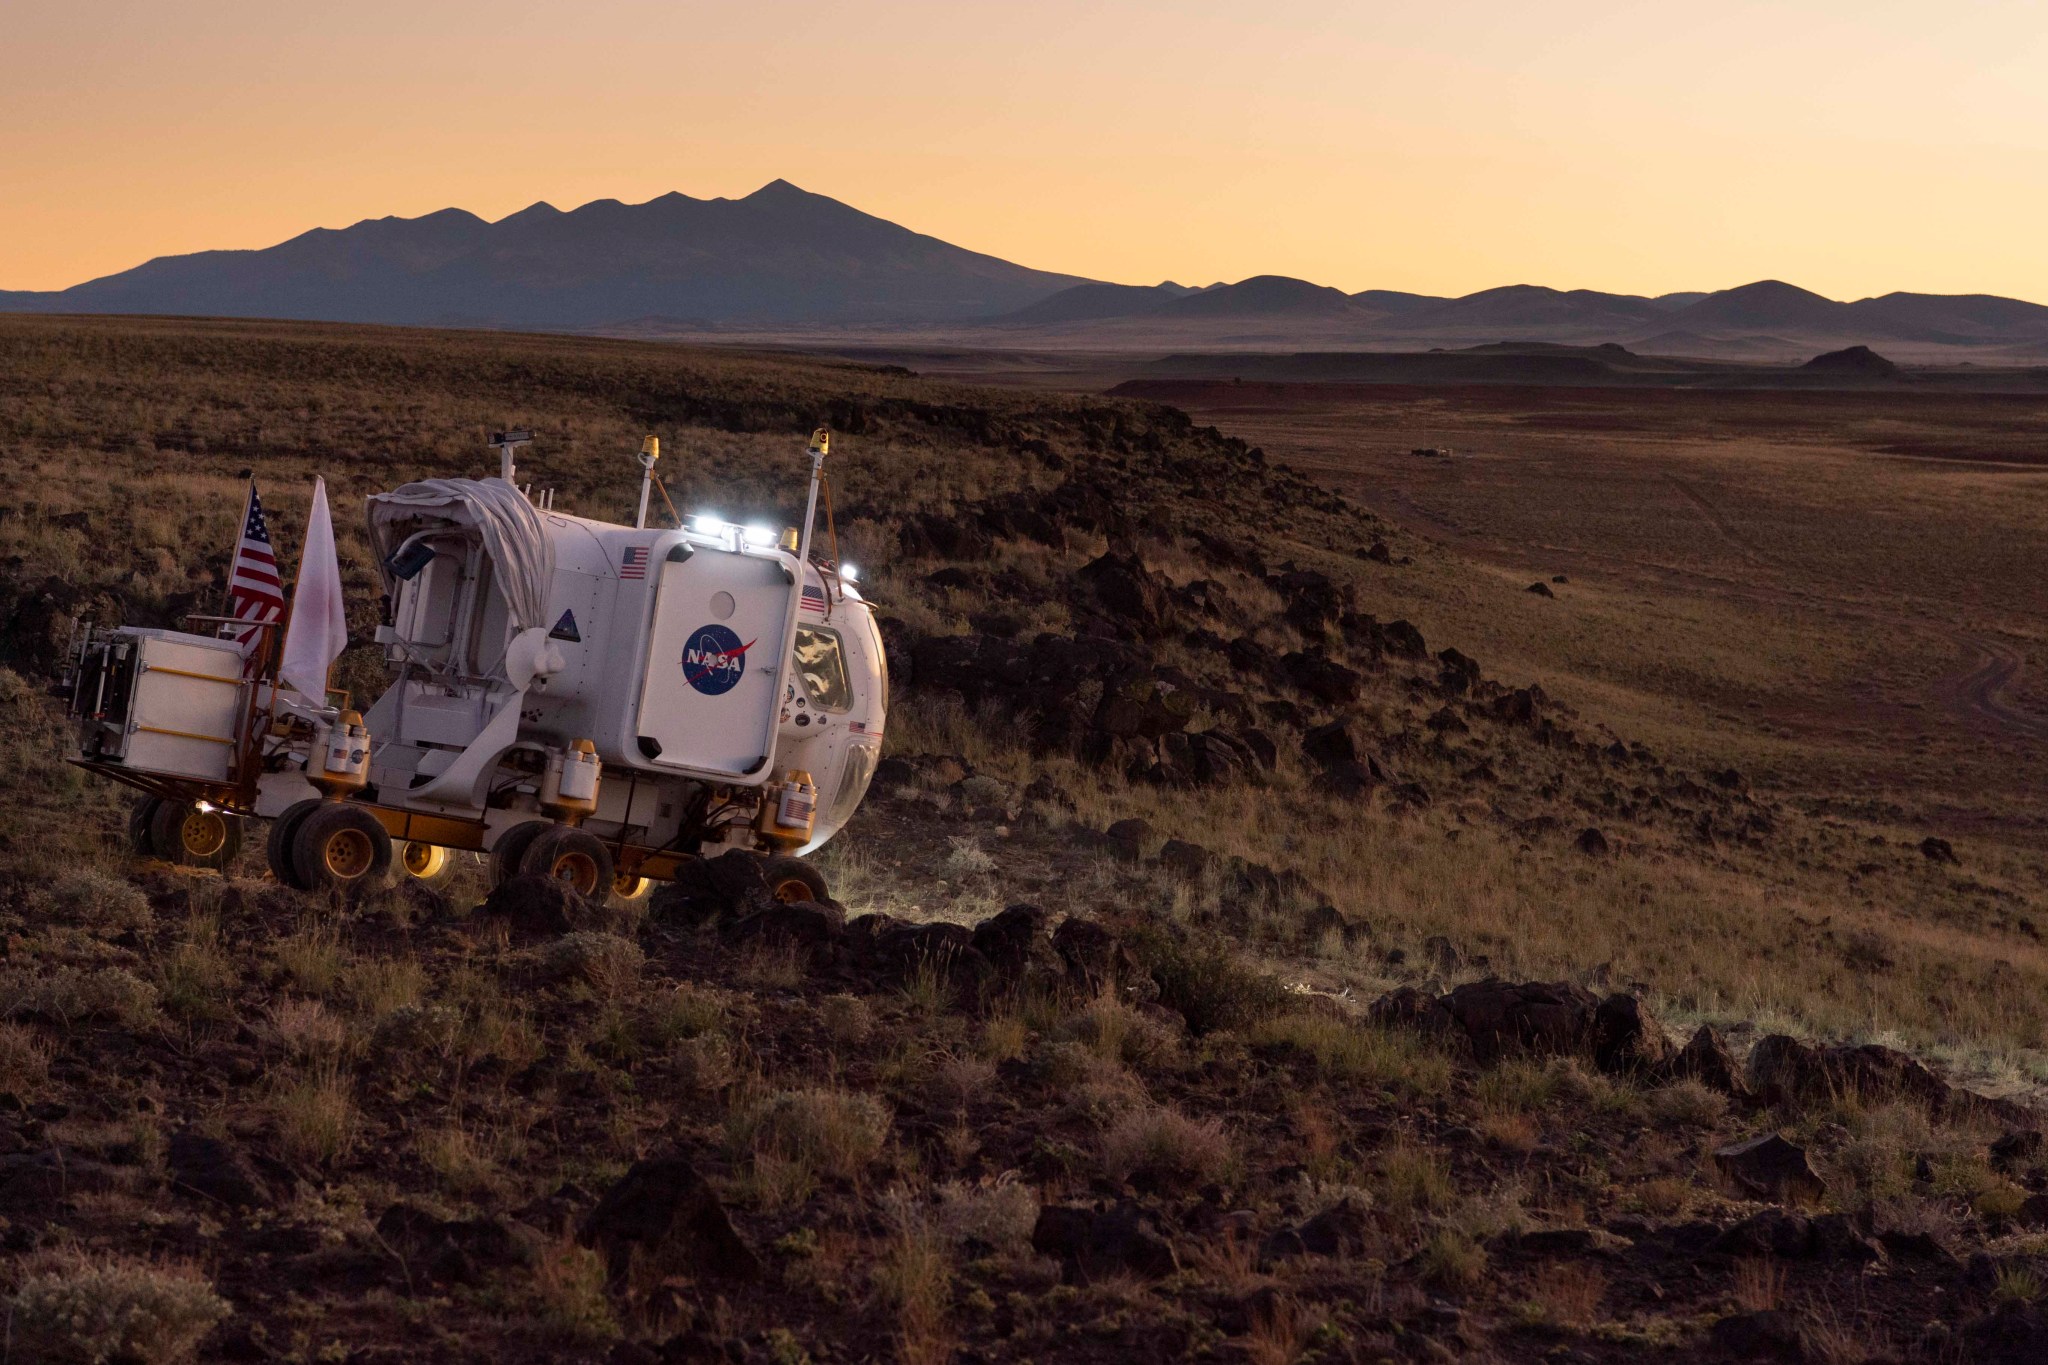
[{"xmin": 1111, "ymin": 379, "xmax": 2048, "ymax": 839}]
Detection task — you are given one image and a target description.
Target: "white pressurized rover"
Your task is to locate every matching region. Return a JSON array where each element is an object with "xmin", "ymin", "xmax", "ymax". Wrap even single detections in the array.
[{"xmin": 68, "ymin": 429, "xmax": 886, "ymax": 903}]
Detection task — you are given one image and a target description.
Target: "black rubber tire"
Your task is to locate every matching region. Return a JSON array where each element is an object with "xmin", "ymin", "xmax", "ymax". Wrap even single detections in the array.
[
  {"xmin": 761, "ymin": 854, "xmax": 830, "ymax": 905},
  {"xmin": 519, "ymin": 825, "xmax": 615, "ymax": 900},
  {"xmin": 291, "ymin": 803, "xmax": 393, "ymax": 895},
  {"xmin": 489, "ymin": 819, "xmax": 552, "ymax": 889},
  {"xmin": 267, "ymin": 798, "xmax": 324, "ymax": 890},
  {"xmin": 147, "ymin": 801, "xmax": 244, "ymax": 870},
  {"xmin": 127, "ymin": 795, "xmax": 164, "ymax": 856}
]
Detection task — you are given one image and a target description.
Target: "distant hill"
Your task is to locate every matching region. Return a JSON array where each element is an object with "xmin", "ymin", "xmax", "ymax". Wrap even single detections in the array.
[
  {"xmin": 0, "ymin": 181, "xmax": 1094, "ymax": 328},
  {"xmin": 1350, "ymin": 289, "xmax": 1443, "ymax": 316},
  {"xmin": 996, "ymin": 281, "xmax": 1193, "ymax": 325},
  {"xmin": 1150, "ymin": 275, "xmax": 1361, "ymax": 319},
  {"xmin": 1116, "ymin": 341, "xmax": 2048, "ymax": 393},
  {"xmin": 9, "ymin": 184, "xmax": 2048, "ymax": 355},
  {"xmin": 1800, "ymin": 345, "xmax": 1902, "ymax": 379},
  {"xmin": 1394, "ymin": 285, "xmax": 1668, "ymax": 333},
  {"xmin": 1665, "ymin": 280, "xmax": 1847, "ymax": 332}
]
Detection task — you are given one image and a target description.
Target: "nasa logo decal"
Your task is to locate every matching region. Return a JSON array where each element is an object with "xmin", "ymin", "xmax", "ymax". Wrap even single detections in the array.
[{"xmin": 682, "ymin": 623, "xmax": 752, "ymax": 696}]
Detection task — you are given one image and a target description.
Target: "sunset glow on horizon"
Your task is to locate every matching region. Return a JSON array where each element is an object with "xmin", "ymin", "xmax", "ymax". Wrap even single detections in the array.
[{"xmin": 7, "ymin": 0, "xmax": 2048, "ymax": 302}]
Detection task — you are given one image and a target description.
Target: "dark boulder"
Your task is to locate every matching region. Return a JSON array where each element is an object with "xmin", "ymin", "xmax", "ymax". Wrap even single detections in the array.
[
  {"xmin": 1706, "ymin": 1310, "xmax": 1806, "ymax": 1362},
  {"xmin": 899, "ymin": 511, "xmax": 994, "ymax": 561},
  {"xmin": 1053, "ymin": 917, "xmax": 1152, "ymax": 999},
  {"xmin": 1367, "ymin": 986, "xmax": 1456, "ymax": 1039},
  {"xmin": 1259, "ymin": 1196, "xmax": 1370, "ymax": 1266},
  {"xmin": 167, "ymin": 1132, "xmax": 279, "ymax": 1211},
  {"xmin": 1032, "ymin": 1202, "xmax": 1177, "ymax": 1281},
  {"xmin": 1440, "ymin": 979, "xmax": 1599, "ymax": 1063},
  {"xmin": 1437, "ymin": 648, "xmax": 1482, "ymax": 695},
  {"xmin": 578, "ymin": 1154, "xmax": 762, "ymax": 1283},
  {"xmin": 1712, "ymin": 1133, "xmax": 1826, "ymax": 1205},
  {"xmin": 970, "ymin": 904, "xmax": 1051, "ymax": 984},
  {"xmin": 1592, "ymin": 993, "xmax": 1672, "ymax": 1074},
  {"xmin": 647, "ymin": 850, "xmax": 776, "ymax": 930},
  {"xmin": 1185, "ymin": 730, "xmax": 1264, "ymax": 785},
  {"xmin": 1954, "ymin": 1305, "xmax": 2048, "ymax": 1365},
  {"xmin": 378, "ymin": 1202, "xmax": 538, "ymax": 1288},
  {"xmin": 1155, "ymin": 840, "xmax": 1215, "ymax": 878},
  {"xmin": 1280, "ymin": 650, "xmax": 1362, "ymax": 705},
  {"xmin": 1093, "ymin": 670, "xmax": 1195, "ymax": 740},
  {"xmin": 1708, "ymin": 1209, "xmax": 1815, "ymax": 1259},
  {"xmin": 1102, "ymin": 818, "xmax": 1153, "ymax": 862},
  {"xmin": 1295, "ymin": 1197, "xmax": 1371, "ymax": 1256},
  {"xmin": 477, "ymin": 875, "xmax": 590, "ymax": 939},
  {"xmin": 1299, "ymin": 903, "xmax": 1366, "ymax": 948},
  {"xmin": 1302, "ymin": 722, "xmax": 1358, "ymax": 770},
  {"xmin": 1665, "ymin": 1024, "xmax": 1753, "ymax": 1101},
  {"xmin": 1747, "ymin": 1035, "xmax": 1951, "ymax": 1112},
  {"xmin": 1492, "ymin": 687, "xmax": 1545, "ymax": 726},
  {"xmin": 1274, "ymin": 570, "xmax": 1346, "ymax": 631},
  {"xmin": 0, "ymin": 1149, "xmax": 123, "ymax": 1214},
  {"xmin": 1990, "ymin": 1128, "xmax": 2044, "ymax": 1172},
  {"xmin": 1076, "ymin": 551, "xmax": 1170, "ymax": 633},
  {"xmin": 1383, "ymin": 619, "xmax": 1428, "ymax": 658},
  {"xmin": 721, "ymin": 900, "xmax": 845, "ymax": 957},
  {"xmin": 865, "ymin": 921, "xmax": 983, "ymax": 987},
  {"xmin": 1708, "ymin": 1210, "xmax": 1878, "ymax": 1262}
]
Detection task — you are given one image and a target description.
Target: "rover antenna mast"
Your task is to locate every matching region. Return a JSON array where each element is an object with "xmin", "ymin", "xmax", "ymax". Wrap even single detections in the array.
[
  {"xmin": 795, "ymin": 428, "xmax": 830, "ymax": 569},
  {"xmin": 634, "ymin": 435, "xmax": 660, "ymax": 529},
  {"xmin": 489, "ymin": 429, "xmax": 533, "ymax": 485}
]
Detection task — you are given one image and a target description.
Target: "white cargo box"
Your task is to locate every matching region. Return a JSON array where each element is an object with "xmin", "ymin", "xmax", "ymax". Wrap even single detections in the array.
[{"xmin": 109, "ymin": 629, "xmax": 248, "ymax": 783}]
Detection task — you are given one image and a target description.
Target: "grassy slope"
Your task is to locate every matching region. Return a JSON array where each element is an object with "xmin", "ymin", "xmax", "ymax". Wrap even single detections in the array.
[{"xmin": 0, "ymin": 314, "xmax": 2044, "ymax": 1363}]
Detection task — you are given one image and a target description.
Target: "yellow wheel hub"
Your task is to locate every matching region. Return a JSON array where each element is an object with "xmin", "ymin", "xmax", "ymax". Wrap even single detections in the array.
[
  {"xmin": 772, "ymin": 877, "xmax": 814, "ymax": 904},
  {"xmin": 401, "ymin": 841, "xmax": 448, "ymax": 880},
  {"xmin": 613, "ymin": 871, "xmax": 651, "ymax": 900},
  {"xmin": 547, "ymin": 851, "xmax": 601, "ymax": 896},
  {"xmin": 179, "ymin": 810, "xmax": 229, "ymax": 859},
  {"xmin": 322, "ymin": 829, "xmax": 375, "ymax": 880}
]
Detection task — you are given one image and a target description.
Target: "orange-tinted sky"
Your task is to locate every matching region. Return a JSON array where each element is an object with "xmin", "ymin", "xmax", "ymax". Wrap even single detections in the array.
[{"xmin": 7, "ymin": 1, "xmax": 2048, "ymax": 300}]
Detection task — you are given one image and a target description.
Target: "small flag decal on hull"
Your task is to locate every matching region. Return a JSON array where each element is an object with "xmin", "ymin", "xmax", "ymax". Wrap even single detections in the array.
[
  {"xmin": 620, "ymin": 546, "xmax": 649, "ymax": 580},
  {"xmin": 800, "ymin": 584, "xmax": 827, "ymax": 613}
]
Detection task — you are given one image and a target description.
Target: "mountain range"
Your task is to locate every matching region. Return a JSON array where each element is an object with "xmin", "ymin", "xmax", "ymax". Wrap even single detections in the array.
[
  {"xmin": 7, "ymin": 181, "xmax": 2048, "ymax": 358},
  {"xmin": 0, "ymin": 181, "xmax": 1088, "ymax": 328}
]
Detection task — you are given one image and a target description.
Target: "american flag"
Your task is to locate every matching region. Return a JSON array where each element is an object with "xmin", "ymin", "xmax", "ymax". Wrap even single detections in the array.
[
  {"xmin": 620, "ymin": 545, "xmax": 649, "ymax": 580},
  {"xmin": 226, "ymin": 482, "xmax": 285, "ymax": 676},
  {"xmin": 800, "ymin": 583, "xmax": 828, "ymax": 614}
]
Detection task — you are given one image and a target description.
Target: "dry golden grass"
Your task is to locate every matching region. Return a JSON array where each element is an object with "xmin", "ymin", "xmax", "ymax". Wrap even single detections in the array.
[{"xmin": 7, "ymin": 312, "xmax": 2047, "ymax": 1124}]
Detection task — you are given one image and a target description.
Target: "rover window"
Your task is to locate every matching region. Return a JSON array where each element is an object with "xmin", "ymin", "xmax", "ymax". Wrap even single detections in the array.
[{"xmin": 792, "ymin": 625, "xmax": 852, "ymax": 712}]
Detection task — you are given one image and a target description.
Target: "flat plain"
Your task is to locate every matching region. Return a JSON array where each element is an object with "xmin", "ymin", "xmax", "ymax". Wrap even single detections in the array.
[{"xmin": 1117, "ymin": 378, "xmax": 2048, "ymax": 835}]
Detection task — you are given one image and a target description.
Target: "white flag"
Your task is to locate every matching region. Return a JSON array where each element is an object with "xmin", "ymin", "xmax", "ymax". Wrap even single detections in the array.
[{"xmin": 279, "ymin": 477, "xmax": 348, "ymax": 702}]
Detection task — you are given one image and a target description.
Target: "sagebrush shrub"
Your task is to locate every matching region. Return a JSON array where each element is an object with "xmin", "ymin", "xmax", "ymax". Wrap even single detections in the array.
[{"xmin": 9, "ymin": 1252, "xmax": 229, "ymax": 1364}]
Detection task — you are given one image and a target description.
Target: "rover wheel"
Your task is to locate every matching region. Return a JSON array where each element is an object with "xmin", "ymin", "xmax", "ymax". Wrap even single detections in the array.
[
  {"xmin": 148, "ymin": 800, "xmax": 244, "ymax": 870},
  {"xmin": 489, "ymin": 819, "xmax": 552, "ymax": 888},
  {"xmin": 612, "ymin": 869, "xmax": 653, "ymax": 902},
  {"xmin": 398, "ymin": 840, "xmax": 455, "ymax": 885},
  {"xmin": 520, "ymin": 826, "xmax": 614, "ymax": 900},
  {"xmin": 761, "ymin": 854, "xmax": 829, "ymax": 905},
  {"xmin": 127, "ymin": 795, "xmax": 164, "ymax": 855},
  {"xmin": 291, "ymin": 803, "xmax": 393, "ymax": 895},
  {"xmin": 266, "ymin": 799, "xmax": 324, "ymax": 890}
]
